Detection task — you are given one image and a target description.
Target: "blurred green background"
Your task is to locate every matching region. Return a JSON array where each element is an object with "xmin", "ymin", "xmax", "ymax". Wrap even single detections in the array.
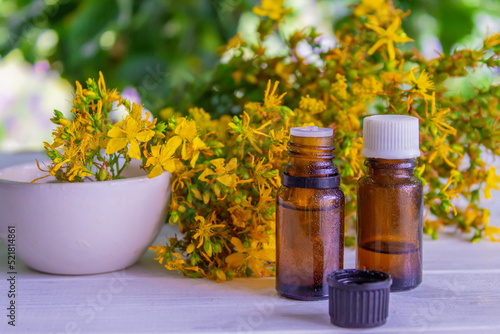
[{"xmin": 0, "ymin": 0, "xmax": 498, "ymax": 151}]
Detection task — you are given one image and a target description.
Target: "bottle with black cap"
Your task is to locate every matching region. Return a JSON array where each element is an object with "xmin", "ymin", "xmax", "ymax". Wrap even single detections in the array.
[{"xmin": 276, "ymin": 126, "xmax": 345, "ymax": 300}]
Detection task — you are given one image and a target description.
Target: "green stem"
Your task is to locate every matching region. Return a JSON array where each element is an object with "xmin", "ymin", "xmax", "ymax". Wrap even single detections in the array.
[
  {"xmin": 116, "ymin": 155, "xmax": 129, "ymax": 179},
  {"xmin": 108, "ymin": 154, "xmax": 117, "ymax": 177}
]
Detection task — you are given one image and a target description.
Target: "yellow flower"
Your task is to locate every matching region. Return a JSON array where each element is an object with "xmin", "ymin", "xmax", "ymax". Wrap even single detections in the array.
[
  {"xmin": 343, "ymin": 137, "xmax": 364, "ymax": 175},
  {"xmin": 174, "ymin": 118, "xmax": 209, "ymax": 167},
  {"xmin": 354, "ymin": 0, "xmax": 390, "ymax": 18},
  {"xmin": 380, "ymin": 60, "xmax": 409, "ymax": 84},
  {"xmin": 149, "ymin": 245, "xmax": 168, "ymax": 264},
  {"xmin": 250, "ymin": 156, "xmax": 279, "ymax": 188},
  {"xmin": 268, "ymin": 129, "xmax": 289, "ymax": 165},
  {"xmin": 484, "ymin": 165, "xmax": 500, "ymax": 199},
  {"xmin": 330, "ymin": 74, "xmax": 348, "ymax": 100},
  {"xmin": 248, "ymin": 224, "xmax": 274, "ymax": 245},
  {"xmin": 129, "ymin": 102, "xmax": 151, "ymax": 124},
  {"xmin": 354, "ymin": 0, "xmax": 409, "ymax": 26},
  {"xmin": 366, "ymin": 17, "xmax": 413, "ymax": 60},
  {"xmin": 60, "ymin": 118, "xmax": 86, "ymax": 145},
  {"xmin": 145, "ymin": 136, "xmax": 183, "ymax": 179},
  {"xmin": 225, "ymin": 237, "xmax": 275, "ymax": 277},
  {"xmin": 252, "ymin": 0, "xmax": 292, "ymax": 21},
  {"xmin": 188, "ymin": 107, "xmax": 218, "ymax": 132},
  {"xmin": 67, "ymin": 164, "xmax": 91, "ymax": 182},
  {"xmin": 299, "ymin": 95, "xmax": 326, "ymax": 114},
  {"xmin": 75, "ymin": 80, "xmax": 83, "ymax": 97},
  {"xmin": 429, "ymin": 92, "xmax": 456, "ymax": 136},
  {"xmin": 263, "ymin": 80, "xmax": 286, "ymax": 109},
  {"xmin": 440, "ymin": 171, "xmax": 462, "ymax": 215},
  {"xmin": 192, "ymin": 214, "xmax": 225, "ymax": 250},
  {"xmin": 229, "ymin": 111, "xmax": 272, "ymax": 155},
  {"xmin": 189, "ymin": 137, "xmax": 210, "ymax": 168},
  {"xmin": 441, "ymin": 172, "xmax": 461, "ymax": 196},
  {"xmin": 405, "ymin": 67, "xmax": 434, "ymax": 97},
  {"xmin": 335, "ymin": 103, "xmax": 363, "ymax": 132},
  {"xmin": 98, "ymin": 71, "xmax": 106, "ymax": 97},
  {"xmin": 463, "ymin": 205, "xmax": 480, "ymax": 227},
  {"xmin": 164, "ymin": 252, "xmax": 199, "ymax": 272},
  {"xmin": 45, "ymin": 143, "xmax": 82, "ymax": 178},
  {"xmin": 484, "ymin": 33, "xmax": 500, "ymax": 48},
  {"xmin": 484, "ymin": 209, "xmax": 500, "ymax": 242},
  {"xmin": 363, "ymin": 76, "xmax": 384, "ymax": 94},
  {"xmin": 88, "ymin": 133, "xmax": 109, "ymax": 152},
  {"xmin": 49, "ymin": 157, "xmax": 71, "ymax": 175},
  {"xmin": 50, "ymin": 126, "xmax": 66, "ymax": 148},
  {"xmin": 97, "ymin": 71, "xmax": 121, "ymax": 104},
  {"xmin": 254, "ymin": 184, "xmax": 275, "ymax": 224},
  {"xmin": 427, "ymin": 135, "xmax": 463, "ymax": 168},
  {"xmin": 106, "ymin": 116, "xmax": 155, "ymax": 160},
  {"xmin": 405, "ymin": 67, "xmax": 434, "ymax": 112},
  {"xmin": 228, "ymin": 204, "xmax": 253, "ymax": 228},
  {"xmin": 199, "ymin": 158, "xmax": 240, "ymax": 189},
  {"xmin": 351, "ymin": 76, "xmax": 383, "ymax": 102},
  {"xmin": 381, "ymin": 71, "xmax": 404, "ymax": 83}
]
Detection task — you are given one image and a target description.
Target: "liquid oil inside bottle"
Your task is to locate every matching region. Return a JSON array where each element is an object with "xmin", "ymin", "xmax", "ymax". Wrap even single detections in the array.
[
  {"xmin": 357, "ymin": 239, "xmax": 421, "ymax": 291},
  {"xmin": 277, "ymin": 198, "xmax": 343, "ymax": 300}
]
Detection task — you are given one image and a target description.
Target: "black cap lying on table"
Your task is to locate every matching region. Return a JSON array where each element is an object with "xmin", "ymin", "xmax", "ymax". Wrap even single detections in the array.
[{"xmin": 327, "ymin": 269, "xmax": 392, "ymax": 328}]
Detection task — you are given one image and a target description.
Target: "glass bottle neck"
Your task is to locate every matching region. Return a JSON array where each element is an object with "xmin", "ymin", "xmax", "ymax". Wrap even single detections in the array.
[
  {"xmin": 365, "ymin": 158, "xmax": 416, "ymax": 178},
  {"xmin": 285, "ymin": 136, "xmax": 338, "ymax": 177}
]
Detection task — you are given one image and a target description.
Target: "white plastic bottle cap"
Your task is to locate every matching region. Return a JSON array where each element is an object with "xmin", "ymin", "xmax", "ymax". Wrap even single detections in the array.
[
  {"xmin": 290, "ymin": 126, "xmax": 333, "ymax": 137},
  {"xmin": 361, "ymin": 115, "xmax": 420, "ymax": 159}
]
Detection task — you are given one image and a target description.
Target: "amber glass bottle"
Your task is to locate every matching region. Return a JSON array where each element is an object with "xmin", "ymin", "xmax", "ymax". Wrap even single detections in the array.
[
  {"xmin": 276, "ymin": 126, "xmax": 345, "ymax": 300},
  {"xmin": 356, "ymin": 115, "xmax": 423, "ymax": 292}
]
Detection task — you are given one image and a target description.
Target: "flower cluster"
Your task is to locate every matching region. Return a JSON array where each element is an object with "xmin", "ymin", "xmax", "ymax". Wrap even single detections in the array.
[
  {"xmin": 35, "ymin": 72, "xmax": 167, "ymax": 182},
  {"xmin": 150, "ymin": 83, "xmax": 294, "ymax": 280}
]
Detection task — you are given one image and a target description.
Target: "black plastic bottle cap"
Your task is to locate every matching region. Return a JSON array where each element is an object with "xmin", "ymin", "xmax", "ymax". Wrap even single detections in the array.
[{"xmin": 327, "ymin": 269, "xmax": 392, "ymax": 328}]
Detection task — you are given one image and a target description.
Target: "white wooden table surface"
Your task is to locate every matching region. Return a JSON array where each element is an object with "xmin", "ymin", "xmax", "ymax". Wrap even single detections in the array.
[{"xmin": 1, "ymin": 152, "xmax": 499, "ymax": 334}]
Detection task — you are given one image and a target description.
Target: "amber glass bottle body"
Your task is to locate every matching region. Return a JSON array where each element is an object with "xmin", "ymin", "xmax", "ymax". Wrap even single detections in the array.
[
  {"xmin": 276, "ymin": 135, "xmax": 345, "ymax": 300},
  {"xmin": 356, "ymin": 158, "xmax": 423, "ymax": 292}
]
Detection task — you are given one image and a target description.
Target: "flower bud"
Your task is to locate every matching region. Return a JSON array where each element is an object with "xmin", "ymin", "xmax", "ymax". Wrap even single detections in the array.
[{"xmin": 97, "ymin": 167, "xmax": 108, "ymax": 181}]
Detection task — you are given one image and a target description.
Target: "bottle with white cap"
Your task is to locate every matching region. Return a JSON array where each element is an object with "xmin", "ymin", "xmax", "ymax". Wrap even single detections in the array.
[
  {"xmin": 276, "ymin": 126, "xmax": 345, "ymax": 300},
  {"xmin": 356, "ymin": 115, "xmax": 423, "ymax": 292}
]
